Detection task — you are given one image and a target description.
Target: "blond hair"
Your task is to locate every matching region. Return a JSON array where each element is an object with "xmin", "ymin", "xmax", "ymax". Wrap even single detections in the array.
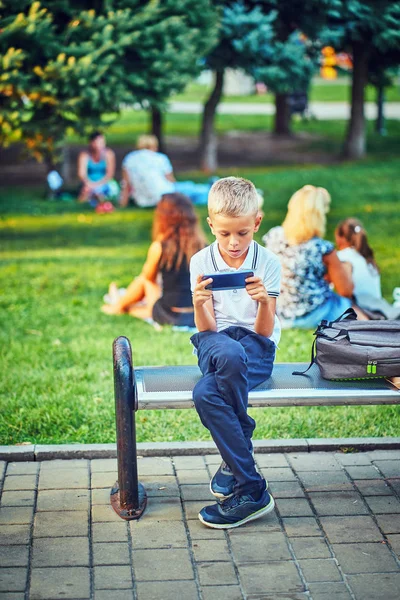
[
  {"xmin": 208, "ymin": 177, "xmax": 259, "ymax": 217},
  {"xmin": 282, "ymin": 185, "xmax": 331, "ymax": 245},
  {"xmin": 137, "ymin": 134, "xmax": 159, "ymax": 151}
]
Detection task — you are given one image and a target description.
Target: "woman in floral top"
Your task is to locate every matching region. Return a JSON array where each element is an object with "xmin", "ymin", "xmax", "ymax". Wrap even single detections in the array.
[{"xmin": 263, "ymin": 185, "xmax": 355, "ymax": 329}]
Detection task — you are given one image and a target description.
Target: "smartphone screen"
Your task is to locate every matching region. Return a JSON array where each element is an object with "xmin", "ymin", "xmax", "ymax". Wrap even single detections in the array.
[{"xmin": 201, "ymin": 270, "xmax": 254, "ymax": 291}]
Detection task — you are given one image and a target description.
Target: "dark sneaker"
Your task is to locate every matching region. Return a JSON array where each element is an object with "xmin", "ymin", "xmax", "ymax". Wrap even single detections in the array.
[
  {"xmin": 210, "ymin": 459, "xmax": 267, "ymax": 500},
  {"xmin": 199, "ymin": 488, "xmax": 275, "ymax": 529},
  {"xmin": 210, "ymin": 461, "xmax": 236, "ymax": 499}
]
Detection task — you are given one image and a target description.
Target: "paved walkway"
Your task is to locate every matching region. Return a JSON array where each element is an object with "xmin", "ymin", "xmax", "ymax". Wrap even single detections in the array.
[
  {"xmin": 169, "ymin": 101, "xmax": 400, "ymax": 120},
  {"xmin": 1, "ymin": 449, "xmax": 399, "ymax": 600}
]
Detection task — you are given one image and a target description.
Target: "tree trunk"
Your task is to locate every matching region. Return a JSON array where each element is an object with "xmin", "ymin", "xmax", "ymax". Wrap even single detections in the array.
[
  {"xmin": 375, "ymin": 83, "xmax": 386, "ymax": 136},
  {"xmin": 343, "ymin": 42, "xmax": 369, "ymax": 159},
  {"xmin": 150, "ymin": 107, "xmax": 165, "ymax": 153},
  {"xmin": 199, "ymin": 69, "xmax": 224, "ymax": 173},
  {"xmin": 274, "ymin": 93, "xmax": 291, "ymax": 135}
]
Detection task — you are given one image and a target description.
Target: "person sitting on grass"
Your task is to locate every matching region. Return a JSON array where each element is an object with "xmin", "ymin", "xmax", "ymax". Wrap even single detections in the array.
[
  {"xmin": 263, "ymin": 185, "xmax": 366, "ymax": 328},
  {"xmin": 77, "ymin": 131, "xmax": 119, "ymax": 210},
  {"xmin": 190, "ymin": 176, "xmax": 280, "ymax": 529},
  {"xmin": 102, "ymin": 193, "xmax": 206, "ymax": 328},
  {"xmin": 335, "ymin": 217, "xmax": 400, "ymax": 320},
  {"xmin": 119, "ymin": 134, "xmax": 212, "ymax": 208}
]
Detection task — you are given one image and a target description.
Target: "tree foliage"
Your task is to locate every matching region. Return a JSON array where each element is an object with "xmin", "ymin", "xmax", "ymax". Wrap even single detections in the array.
[{"xmin": 0, "ymin": 0, "xmax": 217, "ymax": 164}]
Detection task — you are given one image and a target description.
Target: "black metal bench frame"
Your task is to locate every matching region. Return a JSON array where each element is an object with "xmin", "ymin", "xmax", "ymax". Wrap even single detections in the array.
[{"xmin": 110, "ymin": 336, "xmax": 400, "ymax": 520}]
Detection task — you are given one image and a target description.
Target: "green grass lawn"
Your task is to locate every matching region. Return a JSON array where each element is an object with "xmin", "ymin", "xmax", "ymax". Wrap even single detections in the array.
[
  {"xmin": 172, "ymin": 78, "xmax": 400, "ymax": 104},
  {"xmin": 1, "ymin": 145, "xmax": 400, "ymax": 445}
]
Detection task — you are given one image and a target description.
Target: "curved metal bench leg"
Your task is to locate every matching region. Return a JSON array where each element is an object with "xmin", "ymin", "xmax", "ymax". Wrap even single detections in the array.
[{"xmin": 110, "ymin": 336, "xmax": 147, "ymax": 520}]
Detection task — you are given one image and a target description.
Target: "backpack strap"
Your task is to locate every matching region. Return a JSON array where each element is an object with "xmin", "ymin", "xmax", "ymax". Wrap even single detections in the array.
[{"xmin": 292, "ymin": 338, "xmax": 317, "ymax": 376}]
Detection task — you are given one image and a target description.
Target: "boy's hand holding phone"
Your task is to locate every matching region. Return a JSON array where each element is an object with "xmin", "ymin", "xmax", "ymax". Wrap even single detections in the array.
[
  {"xmin": 193, "ymin": 275, "xmax": 213, "ymax": 308},
  {"xmin": 244, "ymin": 275, "xmax": 270, "ymax": 304}
]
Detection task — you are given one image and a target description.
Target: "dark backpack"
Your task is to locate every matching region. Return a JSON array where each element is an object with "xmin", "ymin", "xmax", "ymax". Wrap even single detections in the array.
[{"xmin": 293, "ymin": 308, "xmax": 400, "ymax": 381}]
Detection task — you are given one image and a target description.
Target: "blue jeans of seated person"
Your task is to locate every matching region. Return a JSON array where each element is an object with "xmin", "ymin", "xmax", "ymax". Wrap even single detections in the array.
[
  {"xmin": 190, "ymin": 326, "xmax": 276, "ymax": 497},
  {"xmin": 173, "ymin": 181, "xmax": 210, "ymax": 205}
]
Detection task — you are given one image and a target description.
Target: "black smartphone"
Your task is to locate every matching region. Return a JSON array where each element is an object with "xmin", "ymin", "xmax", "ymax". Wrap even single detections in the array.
[{"xmin": 201, "ymin": 270, "xmax": 254, "ymax": 291}]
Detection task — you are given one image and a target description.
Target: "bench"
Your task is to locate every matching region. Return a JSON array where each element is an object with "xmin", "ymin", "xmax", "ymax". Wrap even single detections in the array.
[{"xmin": 110, "ymin": 335, "xmax": 400, "ymax": 520}]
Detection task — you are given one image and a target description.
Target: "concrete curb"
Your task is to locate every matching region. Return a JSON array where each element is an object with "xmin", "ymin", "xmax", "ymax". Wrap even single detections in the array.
[{"xmin": 1, "ymin": 437, "xmax": 400, "ymax": 461}]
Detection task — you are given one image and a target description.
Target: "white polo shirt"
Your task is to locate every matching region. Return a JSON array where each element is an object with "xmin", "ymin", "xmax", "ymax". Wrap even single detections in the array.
[{"xmin": 190, "ymin": 241, "xmax": 281, "ymax": 346}]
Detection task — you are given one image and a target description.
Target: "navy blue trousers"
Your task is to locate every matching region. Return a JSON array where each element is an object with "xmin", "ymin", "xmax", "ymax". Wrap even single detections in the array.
[{"xmin": 190, "ymin": 326, "xmax": 275, "ymax": 496}]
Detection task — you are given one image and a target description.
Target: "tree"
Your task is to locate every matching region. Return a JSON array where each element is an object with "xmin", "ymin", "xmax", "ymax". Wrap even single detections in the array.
[
  {"xmin": 322, "ymin": 1, "xmax": 400, "ymax": 159},
  {"xmin": 0, "ymin": 0, "xmax": 217, "ymax": 167},
  {"xmin": 199, "ymin": 1, "xmax": 275, "ymax": 172}
]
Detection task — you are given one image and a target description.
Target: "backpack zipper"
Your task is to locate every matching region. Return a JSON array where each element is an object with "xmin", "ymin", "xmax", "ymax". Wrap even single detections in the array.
[{"xmin": 367, "ymin": 358, "xmax": 400, "ymax": 374}]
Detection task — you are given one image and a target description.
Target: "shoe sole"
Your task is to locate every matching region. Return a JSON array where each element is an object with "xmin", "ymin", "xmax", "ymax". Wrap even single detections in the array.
[
  {"xmin": 198, "ymin": 496, "xmax": 275, "ymax": 530},
  {"xmin": 209, "ymin": 478, "xmax": 269, "ymax": 500}
]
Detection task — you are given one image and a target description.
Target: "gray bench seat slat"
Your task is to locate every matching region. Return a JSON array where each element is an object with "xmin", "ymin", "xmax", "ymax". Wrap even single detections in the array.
[{"xmin": 135, "ymin": 363, "xmax": 399, "ymax": 410}]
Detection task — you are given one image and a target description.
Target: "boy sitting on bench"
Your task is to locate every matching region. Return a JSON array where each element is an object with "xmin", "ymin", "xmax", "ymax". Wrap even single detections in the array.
[{"xmin": 190, "ymin": 176, "xmax": 281, "ymax": 529}]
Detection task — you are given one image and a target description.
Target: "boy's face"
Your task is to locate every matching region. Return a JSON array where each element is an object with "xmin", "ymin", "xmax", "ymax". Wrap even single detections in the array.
[{"xmin": 207, "ymin": 212, "xmax": 262, "ymax": 268}]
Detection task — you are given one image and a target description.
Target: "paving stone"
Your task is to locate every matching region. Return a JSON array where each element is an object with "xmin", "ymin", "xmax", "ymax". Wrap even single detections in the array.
[
  {"xmin": 139, "ymin": 497, "xmax": 183, "ymax": 521},
  {"xmin": 372, "ymin": 460, "xmax": 400, "ymax": 478},
  {"xmin": 30, "ymin": 567, "xmax": 90, "ymax": 599},
  {"xmin": 331, "ymin": 542, "xmax": 399, "ymax": 574},
  {"xmin": 375, "ymin": 513, "xmax": 400, "ymax": 534},
  {"xmin": 0, "ymin": 568, "xmax": 27, "ymax": 592},
  {"xmin": 238, "ymin": 561, "xmax": 304, "ymax": 596},
  {"xmin": 32, "ymin": 537, "xmax": 89, "ymax": 567},
  {"xmin": 91, "ymin": 472, "xmax": 117, "ymax": 489},
  {"xmin": 346, "ymin": 573, "xmax": 400, "ymax": 600},
  {"xmin": 95, "ymin": 591, "xmax": 133, "ymax": 600},
  {"xmin": 197, "ymin": 561, "xmax": 238, "ymax": 586},
  {"xmin": 297, "ymin": 470, "xmax": 352, "ymax": 492},
  {"xmin": 353, "ymin": 479, "xmax": 393, "ymax": 496},
  {"xmin": 186, "ymin": 519, "xmax": 226, "ymax": 540},
  {"xmin": 0, "ymin": 524, "xmax": 31, "ymax": 545},
  {"xmin": 0, "ymin": 545, "xmax": 29, "ymax": 567},
  {"xmin": 275, "ymin": 498, "xmax": 314, "ymax": 518},
  {"xmin": 136, "ymin": 580, "xmax": 198, "ymax": 600},
  {"xmin": 184, "ymin": 501, "xmax": 209, "ymax": 521},
  {"xmin": 230, "ymin": 531, "xmax": 292, "ymax": 562},
  {"xmin": 335, "ymin": 453, "xmax": 372, "ymax": 466},
  {"xmin": 93, "ymin": 542, "xmax": 130, "ymax": 566},
  {"xmin": 387, "ymin": 534, "xmax": 400, "ymax": 558},
  {"xmin": 365, "ymin": 495, "xmax": 400, "ymax": 514},
  {"xmin": 345, "ymin": 465, "xmax": 382, "ymax": 480},
  {"xmin": 6, "ymin": 462, "xmax": 39, "ymax": 475},
  {"xmin": 320, "ymin": 516, "xmax": 383, "ymax": 543},
  {"xmin": 33, "ymin": 510, "xmax": 88, "ymax": 538},
  {"xmin": 0, "ymin": 490, "xmax": 35, "ymax": 507},
  {"xmin": 308, "ymin": 582, "xmax": 352, "ymax": 599},
  {"xmin": 140, "ymin": 476, "xmax": 180, "ymax": 497},
  {"xmin": 130, "ymin": 519, "xmax": 188, "ymax": 549},
  {"xmin": 203, "ymin": 454, "xmax": 221, "ymax": 467},
  {"xmin": 137, "ymin": 457, "xmax": 174, "ymax": 476},
  {"xmin": 132, "ymin": 548, "xmax": 194, "ymax": 581},
  {"xmin": 92, "ymin": 503, "xmax": 122, "ymax": 522},
  {"xmin": 92, "ymin": 522, "xmax": 128, "ymax": 543},
  {"xmin": 38, "ymin": 468, "xmax": 89, "ymax": 490},
  {"xmin": 91, "ymin": 458, "xmax": 118, "ymax": 472},
  {"xmin": 388, "ymin": 478, "xmax": 400, "ymax": 496},
  {"xmin": 368, "ymin": 450, "xmax": 400, "ymax": 461},
  {"xmin": 290, "ymin": 536, "xmax": 331, "ymax": 559},
  {"xmin": 173, "ymin": 456, "xmax": 205, "ymax": 470},
  {"xmin": 298, "ymin": 558, "xmax": 342, "ymax": 582},
  {"xmin": 267, "ymin": 481, "xmax": 305, "ymax": 498},
  {"xmin": 0, "ymin": 507, "xmax": 33, "ymax": 526},
  {"xmin": 181, "ymin": 484, "xmax": 212, "ymax": 502},
  {"xmin": 255, "ymin": 454, "xmax": 289, "ymax": 468},
  {"xmin": 192, "ymin": 539, "xmax": 230, "ymax": 562},
  {"xmin": 2, "ymin": 475, "xmax": 37, "ymax": 491},
  {"xmin": 260, "ymin": 467, "xmax": 296, "ymax": 482},
  {"xmin": 39, "ymin": 459, "xmax": 88, "ymax": 471},
  {"xmin": 36, "ymin": 489, "xmax": 89, "ymax": 512},
  {"xmin": 176, "ymin": 470, "xmax": 210, "ymax": 485},
  {"xmin": 288, "ymin": 453, "xmax": 340, "ymax": 472},
  {"xmin": 92, "ymin": 488, "xmax": 112, "ymax": 505},
  {"xmin": 282, "ymin": 517, "xmax": 322, "ymax": 538},
  {"xmin": 227, "ymin": 510, "xmax": 282, "ymax": 535},
  {"xmin": 94, "ymin": 565, "xmax": 132, "ymax": 590},
  {"xmin": 308, "ymin": 491, "xmax": 368, "ymax": 516},
  {"xmin": 201, "ymin": 585, "xmax": 242, "ymax": 600},
  {"xmin": 0, "ymin": 593, "xmax": 26, "ymax": 600}
]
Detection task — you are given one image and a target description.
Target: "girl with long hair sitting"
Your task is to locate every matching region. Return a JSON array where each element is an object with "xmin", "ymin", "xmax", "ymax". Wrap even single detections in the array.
[{"xmin": 102, "ymin": 193, "xmax": 206, "ymax": 327}]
